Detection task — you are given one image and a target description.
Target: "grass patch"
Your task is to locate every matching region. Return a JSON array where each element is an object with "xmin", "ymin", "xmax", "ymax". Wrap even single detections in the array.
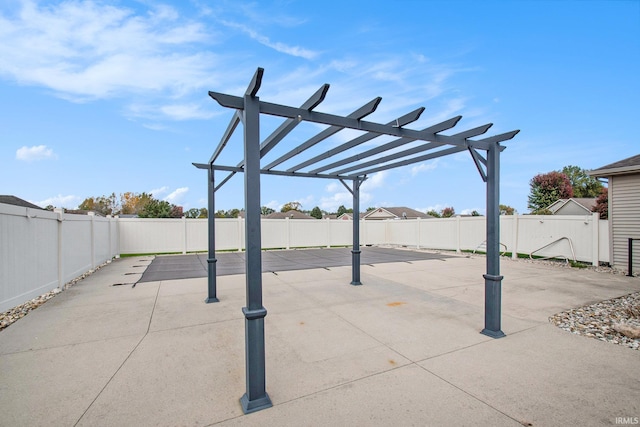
[
  {"xmin": 120, "ymin": 252, "xmax": 182, "ymax": 257},
  {"xmin": 569, "ymin": 260, "xmax": 589, "ymax": 268}
]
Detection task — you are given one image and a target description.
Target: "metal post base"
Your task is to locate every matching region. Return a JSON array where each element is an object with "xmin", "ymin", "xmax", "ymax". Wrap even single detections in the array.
[
  {"xmin": 240, "ymin": 392, "xmax": 272, "ymax": 414},
  {"xmin": 351, "ymin": 250, "xmax": 362, "ymax": 286},
  {"xmin": 481, "ymin": 273, "xmax": 505, "ymax": 338},
  {"xmin": 205, "ymin": 258, "xmax": 219, "ymax": 303},
  {"xmin": 480, "ymin": 328, "xmax": 506, "ymax": 339}
]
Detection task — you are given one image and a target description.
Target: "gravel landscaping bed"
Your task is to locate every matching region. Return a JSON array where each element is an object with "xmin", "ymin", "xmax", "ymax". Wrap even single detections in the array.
[
  {"xmin": 503, "ymin": 256, "xmax": 640, "ymax": 351},
  {"xmin": 0, "ymin": 260, "xmax": 111, "ymax": 331}
]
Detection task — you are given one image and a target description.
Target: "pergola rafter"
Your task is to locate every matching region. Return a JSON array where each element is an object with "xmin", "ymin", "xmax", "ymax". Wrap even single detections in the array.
[{"xmin": 194, "ymin": 67, "xmax": 519, "ymax": 415}]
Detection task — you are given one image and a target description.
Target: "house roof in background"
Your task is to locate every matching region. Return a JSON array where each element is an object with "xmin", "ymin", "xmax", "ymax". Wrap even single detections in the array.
[
  {"xmin": 364, "ymin": 207, "xmax": 434, "ymax": 219},
  {"xmin": 0, "ymin": 195, "xmax": 43, "ymax": 210},
  {"xmin": 265, "ymin": 210, "xmax": 315, "ymax": 220},
  {"xmin": 589, "ymin": 154, "xmax": 640, "ymax": 177},
  {"xmin": 547, "ymin": 198, "xmax": 596, "ymax": 214}
]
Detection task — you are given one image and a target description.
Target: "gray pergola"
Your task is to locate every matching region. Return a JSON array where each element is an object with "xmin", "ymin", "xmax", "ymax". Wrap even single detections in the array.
[{"xmin": 194, "ymin": 67, "xmax": 519, "ymax": 414}]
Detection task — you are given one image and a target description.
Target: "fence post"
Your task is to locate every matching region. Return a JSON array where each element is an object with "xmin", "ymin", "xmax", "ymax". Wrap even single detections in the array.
[
  {"xmin": 182, "ymin": 216, "xmax": 187, "ymax": 254},
  {"xmin": 591, "ymin": 212, "xmax": 599, "ymax": 266},
  {"xmin": 238, "ymin": 217, "xmax": 243, "ymax": 252},
  {"xmin": 115, "ymin": 216, "xmax": 120, "ymax": 258},
  {"xmin": 326, "ymin": 217, "xmax": 331, "ymax": 248},
  {"xmin": 456, "ymin": 216, "xmax": 461, "ymax": 253},
  {"xmin": 55, "ymin": 208, "xmax": 64, "ymax": 290},
  {"xmin": 511, "ymin": 214, "xmax": 519, "ymax": 259},
  {"xmin": 285, "ymin": 217, "xmax": 290, "ymax": 250},
  {"xmin": 88, "ymin": 211, "xmax": 96, "ymax": 269},
  {"xmin": 416, "ymin": 217, "xmax": 421, "ymax": 249},
  {"xmin": 628, "ymin": 238, "xmax": 634, "ymax": 277}
]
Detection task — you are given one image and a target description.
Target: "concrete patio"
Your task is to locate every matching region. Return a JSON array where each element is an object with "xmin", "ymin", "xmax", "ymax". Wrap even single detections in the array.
[{"xmin": 1, "ymin": 249, "xmax": 639, "ymax": 426}]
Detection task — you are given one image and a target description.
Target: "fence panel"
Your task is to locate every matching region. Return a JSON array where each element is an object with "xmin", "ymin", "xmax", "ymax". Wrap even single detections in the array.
[
  {"xmin": 61, "ymin": 215, "xmax": 93, "ymax": 282},
  {"xmin": 2, "ymin": 208, "xmax": 611, "ymax": 313},
  {"xmin": 0, "ymin": 204, "xmax": 58, "ymax": 312}
]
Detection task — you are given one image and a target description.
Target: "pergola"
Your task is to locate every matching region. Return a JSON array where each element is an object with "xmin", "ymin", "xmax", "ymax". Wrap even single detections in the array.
[{"xmin": 193, "ymin": 67, "xmax": 519, "ymax": 414}]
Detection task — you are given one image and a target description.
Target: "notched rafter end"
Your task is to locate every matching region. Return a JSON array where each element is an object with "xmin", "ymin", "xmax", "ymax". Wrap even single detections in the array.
[{"xmin": 245, "ymin": 67, "xmax": 264, "ymax": 97}]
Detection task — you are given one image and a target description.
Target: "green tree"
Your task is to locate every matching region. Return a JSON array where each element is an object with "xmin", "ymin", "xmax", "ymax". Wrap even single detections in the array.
[
  {"xmin": 471, "ymin": 210, "xmax": 481, "ymax": 216},
  {"xmin": 185, "ymin": 208, "xmax": 200, "ymax": 218},
  {"xmin": 215, "ymin": 210, "xmax": 227, "ymax": 218},
  {"xmin": 120, "ymin": 192, "xmax": 152, "ymax": 215},
  {"xmin": 336, "ymin": 205, "xmax": 347, "ymax": 216},
  {"xmin": 441, "ymin": 207, "xmax": 455, "ymax": 218},
  {"xmin": 139, "ymin": 199, "xmax": 173, "ymax": 218},
  {"xmin": 198, "ymin": 208, "xmax": 208, "ymax": 218},
  {"xmin": 499, "ymin": 204, "xmax": 515, "ymax": 215},
  {"xmin": 592, "ymin": 187, "xmax": 608, "ymax": 219},
  {"xmin": 281, "ymin": 201, "xmax": 302, "ymax": 212},
  {"xmin": 78, "ymin": 193, "xmax": 118, "ymax": 216},
  {"xmin": 310, "ymin": 206, "xmax": 323, "ymax": 219},
  {"xmin": 426, "ymin": 209, "xmax": 441, "ymax": 218},
  {"xmin": 228, "ymin": 208, "xmax": 240, "ymax": 218},
  {"xmin": 261, "ymin": 206, "xmax": 275, "ymax": 215},
  {"xmin": 528, "ymin": 171, "xmax": 573, "ymax": 213},
  {"xmin": 560, "ymin": 165, "xmax": 603, "ymax": 198}
]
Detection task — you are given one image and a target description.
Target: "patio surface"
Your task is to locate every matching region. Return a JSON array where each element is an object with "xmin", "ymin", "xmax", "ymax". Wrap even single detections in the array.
[{"xmin": 1, "ymin": 248, "xmax": 639, "ymax": 426}]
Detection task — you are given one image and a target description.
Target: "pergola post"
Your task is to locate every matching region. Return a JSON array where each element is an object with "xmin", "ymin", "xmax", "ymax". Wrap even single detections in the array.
[
  {"xmin": 351, "ymin": 178, "xmax": 362, "ymax": 285},
  {"xmin": 239, "ymin": 74, "xmax": 272, "ymax": 414},
  {"xmin": 481, "ymin": 142, "xmax": 505, "ymax": 338},
  {"xmin": 205, "ymin": 165, "xmax": 219, "ymax": 303}
]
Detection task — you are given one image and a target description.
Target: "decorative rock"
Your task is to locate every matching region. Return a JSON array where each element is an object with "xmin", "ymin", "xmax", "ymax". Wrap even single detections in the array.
[{"xmin": 0, "ymin": 260, "xmax": 110, "ymax": 331}]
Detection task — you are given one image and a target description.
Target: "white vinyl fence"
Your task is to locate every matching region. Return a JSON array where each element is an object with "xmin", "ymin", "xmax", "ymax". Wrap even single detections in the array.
[
  {"xmin": 1, "ymin": 204, "xmax": 608, "ymax": 313},
  {"xmin": 0, "ymin": 204, "xmax": 118, "ymax": 312},
  {"xmin": 118, "ymin": 213, "xmax": 608, "ymax": 265}
]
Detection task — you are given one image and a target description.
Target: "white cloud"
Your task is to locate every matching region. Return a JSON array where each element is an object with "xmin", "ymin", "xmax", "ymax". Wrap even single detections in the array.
[
  {"xmin": 149, "ymin": 186, "xmax": 169, "ymax": 197},
  {"xmin": 264, "ymin": 200, "xmax": 281, "ymax": 211},
  {"xmin": 410, "ymin": 160, "xmax": 438, "ymax": 176},
  {"xmin": 0, "ymin": 1, "xmax": 216, "ymax": 101},
  {"xmin": 460, "ymin": 208, "xmax": 484, "ymax": 215},
  {"xmin": 164, "ymin": 187, "xmax": 189, "ymax": 204},
  {"xmin": 221, "ymin": 20, "xmax": 318, "ymax": 60},
  {"xmin": 361, "ymin": 171, "xmax": 388, "ymax": 190},
  {"xmin": 16, "ymin": 145, "xmax": 57, "ymax": 161},
  {"xmin": 34, "ymin": 194, "xmax": 80, "ymax": 209},
  {"xmin": 159, "ymin": 103, "xmax": 216, "ymax": 121}
]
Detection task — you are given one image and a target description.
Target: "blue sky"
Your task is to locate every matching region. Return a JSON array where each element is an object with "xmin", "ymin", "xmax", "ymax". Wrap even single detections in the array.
[{"xmin": 1, "ymin": 0, "xmax": 638, "ymax": 215}]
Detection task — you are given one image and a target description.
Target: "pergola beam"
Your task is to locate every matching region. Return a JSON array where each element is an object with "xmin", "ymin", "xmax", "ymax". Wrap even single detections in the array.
[
  {"xmin": 259, "ymin": 84, "xmax": 330, "ymax": 159},
  {"xmin": 285, "ymin": 107, "xmax": 425, "ymax": 173},
  {"xmin": 208, "ymin": 92, "xmax": 507, "ymax": 151},
  {"xmin": 262, "ymin": 97, "xmax": 382, "ymax": 170},
  {"xmin": 209, "ymin": 111, "xmax": 242, "ymax": 164},
  {"xmin": 309, "ymin": 116, "xmax": 462, "ymax": 174},
  {"xmin": 332, "ymin": 123, "xmax": 494, "ymax": 175},
  {"xmin": 343, "ymin": 130, "xmax": 518, "ymax": 177},
  {"xmin": 193, "ymin": 162, "xmax": 359, "ymax": 181}
]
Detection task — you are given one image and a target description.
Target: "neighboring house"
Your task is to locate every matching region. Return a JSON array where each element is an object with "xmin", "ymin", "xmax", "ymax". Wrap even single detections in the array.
[
  {"xmin": 363, "ymin": 207, "xmax": 434, "ymax": 220},
  {"xmin": 336, "ymin": 212, "xmax": 367, "ymax": 220},
  {"xmin": 0, "ymin": 195, "xmax": 43, "ymax": 210},
  {"xmin": 322, "ymin": 214, "xmax": 338, "ymax": 220},
  {"xmin": 63, "ymin": 209, "xmax": 106, "ymax": 217},
  {"xmin": 264, "ymin": 210, "xmax": 315, "ymax": 220},
  {"xmin": 546, "ymin": 198, "xmax": 597, "ymax": 215},
  {"xmin": 589, "ymin": 154, "xmax": 640, "ymax": 271}
]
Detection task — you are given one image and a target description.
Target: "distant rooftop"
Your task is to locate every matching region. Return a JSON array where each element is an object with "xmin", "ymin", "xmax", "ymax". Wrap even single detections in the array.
[
  {"xmin": 0, "ymin": 195, "xmax": 43, "ymax": 210},
  {"xmin": 590, "ymin": 154, "xmax": 640, "ymax": 177}
]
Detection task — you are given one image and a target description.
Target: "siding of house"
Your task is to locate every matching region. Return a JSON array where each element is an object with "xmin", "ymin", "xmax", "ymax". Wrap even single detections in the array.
[
  {"xmin": 610, "ymin": 174, "xmax": 640, "ymax": 269},
  {"xmin": 554, "ymin": 202, "xmax": 590, "ymax": 215}
]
